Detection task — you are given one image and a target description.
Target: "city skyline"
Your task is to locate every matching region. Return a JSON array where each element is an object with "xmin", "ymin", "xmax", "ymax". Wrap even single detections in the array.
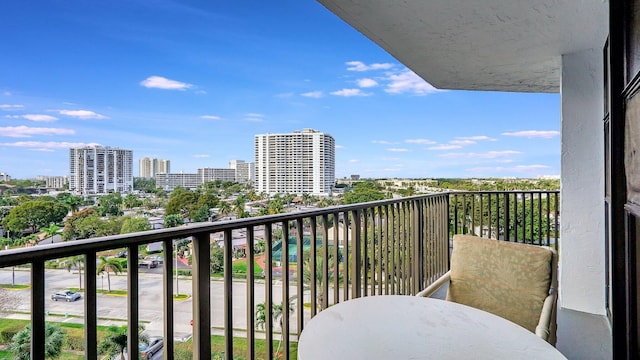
[{"xmin": 0, "ymin": 2, "xmax": 560, "ymax": 180}]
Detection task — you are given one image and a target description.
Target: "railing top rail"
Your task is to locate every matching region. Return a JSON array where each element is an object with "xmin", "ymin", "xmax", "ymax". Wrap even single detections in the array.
[
  {"xmin": 448, "ymin": 190, "xmax": 559, "ymax": 195},
  {"xmin": 0, "ymin": 192, "xmax": 449, "ymax": 267}
]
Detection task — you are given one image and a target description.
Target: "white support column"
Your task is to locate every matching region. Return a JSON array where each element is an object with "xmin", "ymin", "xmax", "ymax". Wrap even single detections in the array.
[{"xmin": 560, "ymin": 49, "xmax": 606, "ymax": 315}]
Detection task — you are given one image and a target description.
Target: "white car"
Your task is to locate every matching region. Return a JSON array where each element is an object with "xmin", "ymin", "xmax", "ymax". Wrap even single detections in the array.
[{"xmin": 51, "ymin": 289, "xmax": 81, "ymax": 302}]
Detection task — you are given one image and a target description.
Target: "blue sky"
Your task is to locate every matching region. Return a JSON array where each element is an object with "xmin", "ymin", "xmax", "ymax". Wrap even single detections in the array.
[{"xmin": 0, "ymin": 1, "xmax": 560, "ymax": 180}]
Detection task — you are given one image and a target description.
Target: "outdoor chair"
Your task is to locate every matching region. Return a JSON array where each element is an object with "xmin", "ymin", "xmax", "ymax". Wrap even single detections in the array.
[{"xmin": 417, "ymin": 234, "xmax": 558, "ymax": 346}]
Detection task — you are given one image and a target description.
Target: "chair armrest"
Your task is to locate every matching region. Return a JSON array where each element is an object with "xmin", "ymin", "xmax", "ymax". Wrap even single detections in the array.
[
  {"xmin": 416, "ymin": 271, "xmax": 451, "ymax": 298},
  {"xmin": 535, "ymin": 291, "xmax": 557, "ymax": 344}
]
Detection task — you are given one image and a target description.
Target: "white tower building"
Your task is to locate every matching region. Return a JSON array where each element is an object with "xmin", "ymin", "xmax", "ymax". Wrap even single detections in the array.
[
  {"xmin": 69, "ymin": 146, "xmax": 133, "ymax": 194},
  {"xmin": 254, "ymin": 128, "xmax": 335, "ymax": 196}
]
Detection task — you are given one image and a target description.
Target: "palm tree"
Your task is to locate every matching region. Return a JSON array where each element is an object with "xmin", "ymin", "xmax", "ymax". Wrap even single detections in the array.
[
  {"xmin": 96, "ymin": 256, "xmax": 123, "ymax": 292},
  {"xmin": 302, "ymin": 248, "xmax": 337, "ymax": 309},
  {"xmin": 218, "ymin": 201, "xmax": 231, "ymax": 218},
  {"xmin": 10, "ymin": 323, "xmax": 66, "ymax": 360},
  {"xmin": 40, "ymin": 223, "xmax": 60, "ymax": 239},
  {"xmin": 233, "ymin": 197, "xmax": 246, "ymax": 219},
  {"xmin": 98, "ymin": 324, "xmax": 149, "ymax": 360},
  {"xmin": 64, "ymin": 255, "xmax": 84, "ymax": 290},
  {"xmin": 255, "ymin": 297, "xmax": 295, "ymax": 358}
]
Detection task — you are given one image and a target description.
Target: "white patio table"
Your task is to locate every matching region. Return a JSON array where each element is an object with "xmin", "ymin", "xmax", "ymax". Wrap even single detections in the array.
[{"xmin": 298, "ymin": 295, "xmax": 566, "ymax": 360}]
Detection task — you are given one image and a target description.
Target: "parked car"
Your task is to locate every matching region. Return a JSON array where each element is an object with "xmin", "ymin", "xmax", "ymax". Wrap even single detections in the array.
[
  {"xmin": 147, "ymin": 255, "xmax": 163, "ymax": 264},
  {"xmin": 138, "ymin": 258, "xmax": 158, "ymax": 269},
  {"xmin": 140, "ymin": 337, "xmax": 163, "ymax": 359},
  {"xmin": 51, "ymin": 289, "xmax": 81, "ymax": 302}
]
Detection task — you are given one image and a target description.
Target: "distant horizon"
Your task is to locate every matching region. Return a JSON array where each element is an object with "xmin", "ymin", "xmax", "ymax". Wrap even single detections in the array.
[
  {"xmin": 0, "ymin": 2, "xmax": 560, "ymax": 179},
  {"xmin": 1, "ymin": 174, "xmax": 561, "ymax": 182}
]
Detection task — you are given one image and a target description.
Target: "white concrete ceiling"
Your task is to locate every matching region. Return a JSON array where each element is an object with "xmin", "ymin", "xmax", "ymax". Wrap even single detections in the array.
[{"xmin": 317, "ymin": 0, "xmax": 608, "ymax": 93}]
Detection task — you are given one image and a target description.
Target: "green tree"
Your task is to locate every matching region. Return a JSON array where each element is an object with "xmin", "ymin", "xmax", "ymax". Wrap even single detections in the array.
[
  {"xmin": 98, "ymin": 324, "xmax": 149, "ymax": 360},
  {"xmin": 56, "ymin": 193, "xmax": 82, "ymax": 213},
  {"xmin": 96, "ymin": 193, "xmax": 123, "ymax": 216},
  {"xmin": 64, "ymin": 255, "xmax": 84, "ymax": 290},
  {"xmin": 343, "ymin": 181, "xmax": 387, "ymax": 204},
  {"xmin": 97, "ymin": 256, "xmax": 124, "ymax": 292},
  {"xmin": 40, "ymin": 223, "xmax": 60, "ymax": 239},
  {"xmin": 63, "ymin": 208, "xmax": 95, "ymax": 240},
  {"xmin": 133, "ymin": 177, "xmax": 156, "ymax": 193},
  {"xmin": 2, "ymin": 200, "xmax": 67, "ymax": 234},
  {"xmin": 255, "ymin": 298, "xmax": 295, "ymax": 358},
  {"xmin": 164, "ymin": 214, "xmax": 184, "ymax": 228},
  {"xmin": 218, "ymin": 201, "xmax": 231, "ymax": 218},
  {"xmin": 302, "ymin": 247, "xmax": 337, "ymax": 309},
  {"xmin": 123, "ymin": 194, "xmax": 142, "ymax": 209},
  {"xmin": 233, "ymin": 196, "xmax": 247, "ymax": 218},
  {"xmin": 120, "ymin": 216, "xmax": 151, "ymax": 234},
  {"xmin": 165, "ymin": 187, "xmax": 196, "ymax": 217},
  {"xmin": 210, "ymin": 243, "xmax": 224, "ymax": 274},
  {"xmin": 63, "ymin": 210, "xmax": 123, "ymax": 240},
  {"xmin": 10, "ymin": 323, "xmax": 66, "ymax": 360},
  {"xmin": 192, "ymin": 206, "xmax": 211, "ymax": 223}
]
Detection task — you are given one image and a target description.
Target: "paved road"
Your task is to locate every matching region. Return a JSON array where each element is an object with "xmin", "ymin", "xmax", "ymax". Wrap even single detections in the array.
[{"xmin": 0, "ymin": 265, "xmax": 313, "ymax": 356}]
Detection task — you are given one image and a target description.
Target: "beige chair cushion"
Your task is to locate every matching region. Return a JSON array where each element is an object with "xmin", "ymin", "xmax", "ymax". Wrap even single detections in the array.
[{"xmin": 447, "ymin": 235, "xmax": 553, "ymax": 333}]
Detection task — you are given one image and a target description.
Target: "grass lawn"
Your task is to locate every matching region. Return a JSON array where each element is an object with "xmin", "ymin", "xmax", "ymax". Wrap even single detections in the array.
[
  {"xmin": 0, "ymin": 284, "xmax": 29, "ymax": 290},
  {"xmin": 174, "ymin": 335, "xmax": 298, "ymax": 360},
  {"xmin": 232, "ymin": 258, "xmax": 264, "ymax": 276}
]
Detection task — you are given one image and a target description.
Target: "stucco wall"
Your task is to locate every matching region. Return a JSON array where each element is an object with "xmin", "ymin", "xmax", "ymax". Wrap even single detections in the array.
[{"xmin": 560, "ymin": 49, "xmax": 606, "ymax": 315}]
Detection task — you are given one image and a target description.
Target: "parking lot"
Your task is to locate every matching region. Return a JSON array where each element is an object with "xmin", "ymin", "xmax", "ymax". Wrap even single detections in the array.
[{"xmin": 0, "ymin": 264, "xmax": 299, "ymax": 357}]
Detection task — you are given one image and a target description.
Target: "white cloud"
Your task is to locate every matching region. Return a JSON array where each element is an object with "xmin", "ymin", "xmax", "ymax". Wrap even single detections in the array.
[
  {"xmin": 349, "ymin": 159, "xmax": 359, "ymax": 163},
  {"xmin": 388, "ymin": 148, "xmax": 409, "ymax": 152},
  {"xmin": 58, "ymin": 110, "xmax": 108, "ymax": 119},
  {"xmin": 140, "ymin": 76, "xmax": 193, "ymax": 90},
  {"xmin": 458, "ymin": 135, "xmax": 496, "ymax": 141},
  {"xmin": 200, "ymin": 115, "xmax": 221, "ymax": 120},
  {"xmin": 301, "ymin": 91, "xmax": 324, "ymax": 98},
  {"xmin": 0, "ymin": 104, "xmax": 24, "ymax": 110},
  {"xmin": 335, "ymin": 145, "xmax": 345, "ymax": 149},
  {"xmin": 330, "ymin": 88, "xmax": 371, "ymax": 97},
  {"xmin": 2, "ymin": 91, "xmax": 11, "ymax": 96},
  {"xmin": 0, "ymin": 126, "xmax": 75, "ymax": 138},
  {"xmin": 22, "ymin": 114, "xmax": 58, "ymax": 122},
  {"xmin": 357, "ymin": 78, "xmax": 378, "ymax": 88},
  {"xmin": 501, "ymin": 130, "xmax": 560, "ymax": 139},
  {"xmin": 372, "ymin": 140, "xmax": 393, "ymax": 145},
  {"xmin": 29, "ymin": 148, "xmax": 55, "ymax": 152},
  {"xmin": 405, "ymin": 138, "xmax": 436, "ymax": 145},
  {"xmin": 193, "ymin": 154, "xmax": 210, "ymax": 158},
  {"xmin": 244, "ymin": 113, "xmax": 265, "ymax": 122},
  {"xmin": 440, "ymin": 150, "xmax": 521, "ymax": 159},
  {"xmin": 346, "ymin": 61, "xmax": 394, "ymax": 72},
  {"xmin": 0, "ymin": 141, "xmax": 100, "ymax": 149},
  {"xmin": 385, "ymin": 69, "xmax": 439, "ymax": 95},
  {"xmin": 449, "ymin": 139, "xmax": 476, "ymax": 146},
  {"xmin": 429, "ymin": 144, "xmax": 463, "ymax": 150}
]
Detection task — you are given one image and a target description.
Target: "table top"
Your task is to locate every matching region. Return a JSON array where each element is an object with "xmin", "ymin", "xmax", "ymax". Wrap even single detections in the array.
[{"xmin": 298, "ymin": 295, "xmax": 566, "ymax": 360}]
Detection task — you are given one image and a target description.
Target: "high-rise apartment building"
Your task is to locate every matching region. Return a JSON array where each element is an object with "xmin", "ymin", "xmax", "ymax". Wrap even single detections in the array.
[
  {"xmin": 155, "ymin": 161, "xmax": 255, "ymax": 192},
  {"xmin": 254, "ymin": 128, "xmax": 335, "ymax": 196},
  {"xmin": 198, "ymin": 168, "xmax": 236, "ymax": 183},
  {"xmin": 139, "ymin": 157, "xmax": 170, "ymax": 178},
  {"xmin": 229, "ymin": 160, "xmax": 255, "ymax": 184},
  {"xmin": 40, "ymin": 176, "xmax": 69, "ymax": 189},
  {"xmin": 155, "ymin": 173, "xmax": 200, "ymax": 191},
  {"xmin": 69, "ymin": 146, "xmax": 133, "ymax": 194}
]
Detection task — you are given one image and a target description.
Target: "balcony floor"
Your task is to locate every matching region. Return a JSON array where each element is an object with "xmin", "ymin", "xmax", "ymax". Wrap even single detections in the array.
[{"xmin": 556, "ymin": 307, "xmax": 611, "ymax": 359}]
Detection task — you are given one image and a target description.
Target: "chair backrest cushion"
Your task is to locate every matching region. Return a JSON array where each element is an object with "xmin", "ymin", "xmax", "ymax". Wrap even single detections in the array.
[{"xmin": 447, "ymin": 235, "xmax": 553, "ymax": 332}]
